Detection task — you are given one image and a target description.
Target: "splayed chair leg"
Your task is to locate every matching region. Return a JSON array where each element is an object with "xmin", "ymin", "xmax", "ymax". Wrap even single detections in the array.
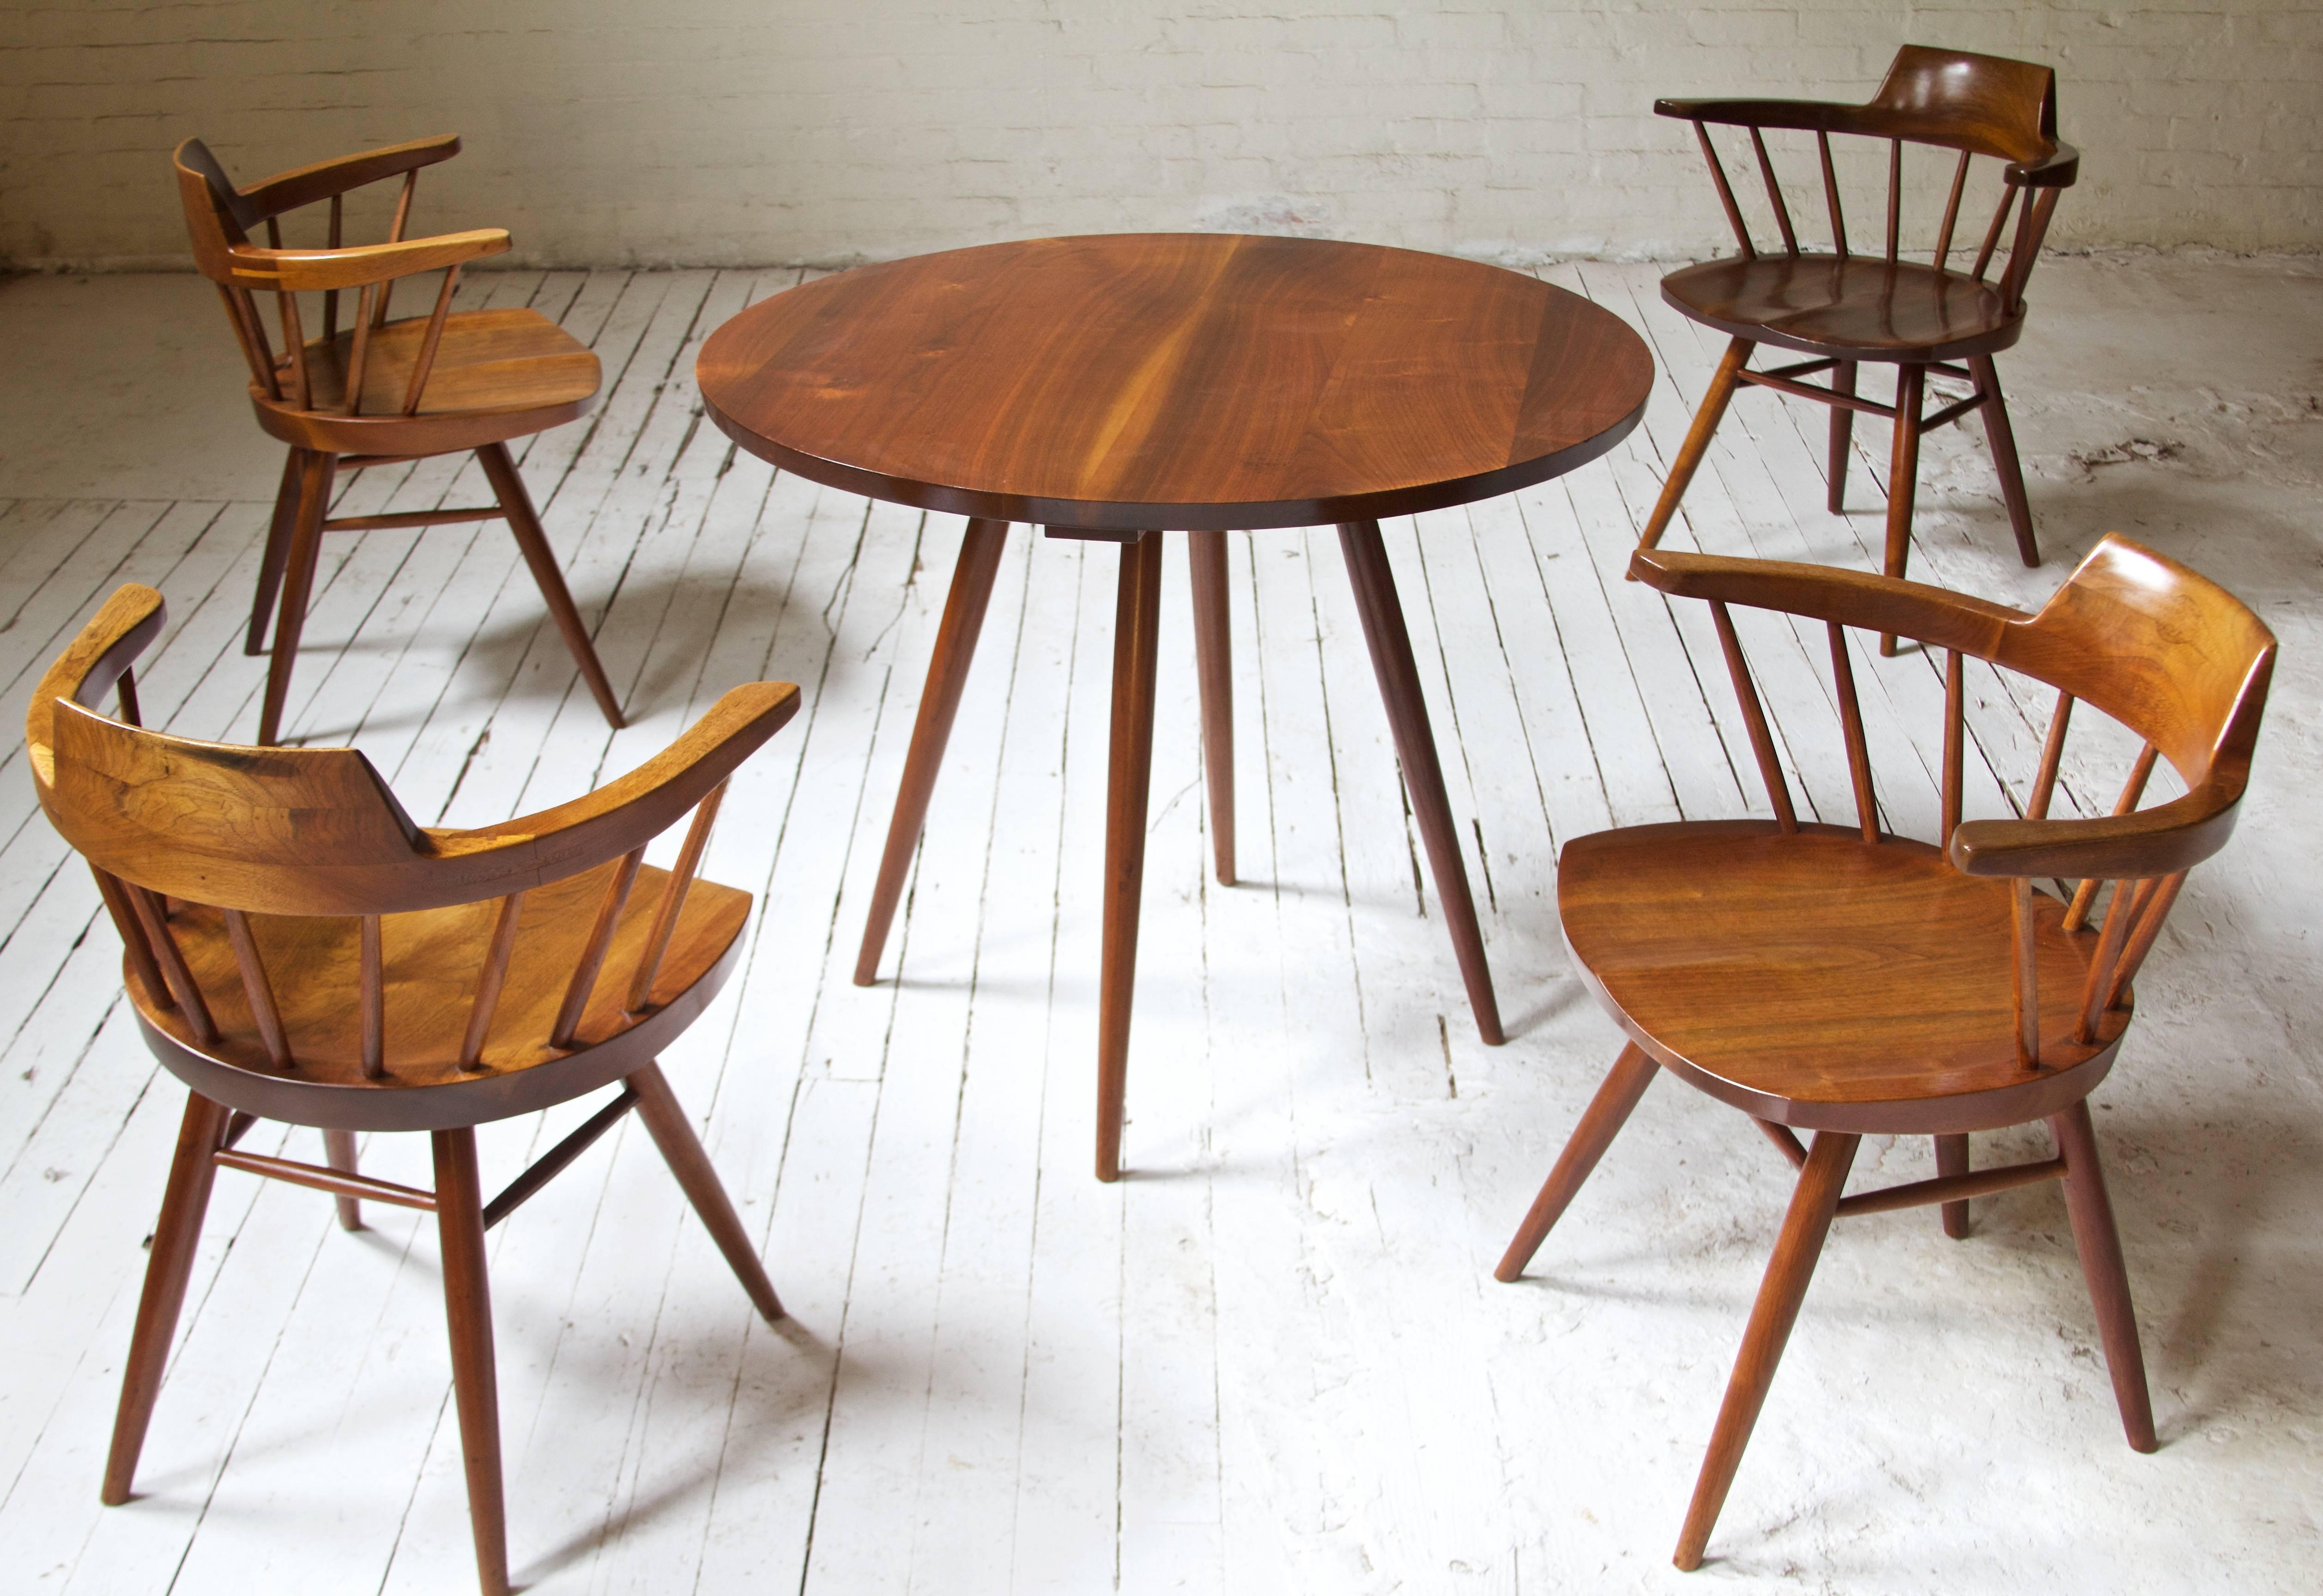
[
  {"xmin": 102, "ymin": 1092, "xmax": 230, "ymax": 1505},
  {"xmin": 1495, "ymin": 1043, "xmax": 1658, "ymax": 1282},
  {"xmin": 2050, "ymin": 1099, "xmax": 2157, "ymax": 1451},
  {"xmin": 1675, "ymin": 1130, "xmax": 1859, "ymax": 1571}
]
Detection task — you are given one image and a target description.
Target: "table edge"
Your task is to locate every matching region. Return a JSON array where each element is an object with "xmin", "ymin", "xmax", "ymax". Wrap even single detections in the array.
[{"xmin": 700, "ymin": 393, "xmax": 1648, "ymax": 532}]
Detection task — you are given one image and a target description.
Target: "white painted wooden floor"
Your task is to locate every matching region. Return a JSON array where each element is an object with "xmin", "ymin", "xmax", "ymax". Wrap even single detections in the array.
[{"xmin": 0, "ymin": 254, "xmax": 2317, "ymax": 1595}]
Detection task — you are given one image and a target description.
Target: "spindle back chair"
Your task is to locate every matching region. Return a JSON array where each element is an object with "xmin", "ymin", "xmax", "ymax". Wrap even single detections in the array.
[
  {"xmin": 174, "ymin": 135, "xmax": 624, "ymax": 744},
  {"xmin": 1496, "ymin": 536, "xmax": 2273, "ymax": 1570},
  {"xmin": 33, "ymin": 585, "xmax": 802, "ymax": 1596},
  {"xmin": 1637, "ymin": 46, "xmax": 2080, "ymax": 650}
]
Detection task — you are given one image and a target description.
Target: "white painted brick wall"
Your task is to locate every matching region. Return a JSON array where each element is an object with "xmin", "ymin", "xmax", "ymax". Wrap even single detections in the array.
[{"xmin": 3, "ymin": 1, "xmax": 2316, "ymax": 270}]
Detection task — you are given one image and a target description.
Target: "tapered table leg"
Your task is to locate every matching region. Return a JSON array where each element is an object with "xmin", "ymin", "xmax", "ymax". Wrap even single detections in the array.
[
  {"xmin": 1095, "ymin": 531, "xmax": 1166, "ymax": 1182},
  {"xmin": 1335, "ymin": 520, "xmax": 1505, "ymax": 1046},
  {"xmin": 854, "ymin": 517, "xmax": 1012, "ymax": 985},
  {"xmin": 1187, "ymin": 528, "xmax": 1235, "ymax": 886}
]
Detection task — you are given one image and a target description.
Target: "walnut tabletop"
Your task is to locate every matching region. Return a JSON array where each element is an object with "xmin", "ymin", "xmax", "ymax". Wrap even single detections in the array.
[
  {"xmin": 697, "ymin": 233, "xmax": 1653, "ymax": 1180},
  {"xmin": 696, "ymin": 232, "xmax": 1652, "ymax": 533}
]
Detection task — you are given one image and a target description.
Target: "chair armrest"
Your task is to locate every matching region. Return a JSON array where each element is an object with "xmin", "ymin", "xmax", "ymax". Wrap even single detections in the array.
[
  {"xmin": 1949, "ymin": 783, "xmax": 2243, "ymax": 881},
  {"xmin": 224, "ymin": 228, "xmax": 511, "ymax": 293},
  {"xmin": 237, "ymin": 133, "xmax": 462, "ymax": 218},
  {"xmin": 1629, "ymin": 549, "xmax": 2024, "ymax": 656},
  {"xmin": 428, "ymin": 682, "xmax": 803, "ymax": 889},
  {"xmin": 2007, "ymin": 141, "xmax": 2080, "ymax": 188},
  {"xmin": 24, "ymin": 585, "xmax": 165, "ymax": 785},
  {"xmin": 1654, "ymin": 96, "xmax": 1857, "ymax": 133}
]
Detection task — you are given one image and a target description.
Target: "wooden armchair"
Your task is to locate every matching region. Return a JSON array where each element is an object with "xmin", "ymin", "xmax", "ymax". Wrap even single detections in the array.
[
  {"xmin": 1639, "ymin": 46, "xmax": 2079, "ymax": 650},
  {"xmin": 1494, "ymin": 536, "xmax": 2274, "ymax": 1568},
  {"xmin": 174, "ymin": 134, "xmax": 624, "ymax": 744},
  {"xmin": 32, "ymin": 586, "xmax": 800, "ymax": 1596}
]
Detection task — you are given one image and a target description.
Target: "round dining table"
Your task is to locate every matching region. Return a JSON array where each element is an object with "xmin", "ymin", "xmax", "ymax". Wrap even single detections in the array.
[{"xmin": 698, "ymin": 232, "xmax": 1653, "ymax": 1180}]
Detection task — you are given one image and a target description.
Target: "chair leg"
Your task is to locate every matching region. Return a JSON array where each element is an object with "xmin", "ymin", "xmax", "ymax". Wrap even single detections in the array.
[
  {"xmin": 1494, "ymin": 1043, "xmax": 1658, "ymax": 1282},
  {"xmin": 628, "ymin": 1061, "xmax": 785, "ymax": 1322},
  {"xmin": 2049, "ymin": 1100, "xmax": 2158, "ymax": 1452},
  {"xmin": 474, "ymin": 441, "xmax": 624, "ymax": 731},
  {"xmin": 247, "ymin": 449, "xmax": 305, "ymax": 657},
  {"xmin": 1638, "ymin": 337, "xmax": 1754, "ymax": 555},
  {"xmin": 1877, "ymin": 366, "xmax": 1926, "ymax": 657},
  {"xmin": 432, "ymin": 1128, "xmax": 509, "ymax": 1596},
  {"xmin": 1969, "ymin": 355, "xmax": 2040, "ymax": 568},
  {"xmin": 1934, "ymin": 1132, "xmax": 1971, "ymax": 1239},
  {"xmin": 1675, "ymin": 1129, "xmax": 1859, "ymax": 1572},
  {"xmin": 256, "ymin": 450, "xmax": 338, "ymax": 746},
  {"xmin": 323, "ymin": 1129, "xmax": 363, "ymax": 1231},
  {"xmin": 102, "ymin": 1092, "xmax": 231, "ymax": 1505},
  {"xmin": 1826, "ymin": 362, "xmax": 1857, "ymax": 514}
]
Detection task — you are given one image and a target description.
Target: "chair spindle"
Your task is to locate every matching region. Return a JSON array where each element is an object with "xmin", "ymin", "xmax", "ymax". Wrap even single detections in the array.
[
  {"xmin": 1748, "ymin": 128, "xmax": 1798, "ymax": 255},
  {"xmin": 460, "ymin": 891, "xmax": 527, "ymax": 1070},
  {"xmin": 1695, "ymin": 122, "xmax": 1755, "ymax": 258},
  {"xmin": 1933, "ymin": 151, "xmax": 1971, "ymax": 272},
  {"xmin": 1940, "ymin": 650, "xmax": 1965, "ymax": 843},
  {"xmin": 276, "ymin": 289, "xmax": 311, "ymax": 410},
  {"xmin": 127, "ymin": 886, "xmax": 217, "ymax": 1045},
  {"xmin": 1711, "ymin": 602, "xmax": 1796, "ymax": 831},
  {"xmin": 2064, "ymin": 744, "xmax": 2159, "ymax": 930},
  {"xmin": 217, "ymin": 284, "xmax": 282, "ymax": 398},
  {"xmin": 402, "ymin": 267, "xmax": 462, "ymax": 415},
  {"xmin": 1969, "ymin": 184, "xmax": 2014, "ymax": 282},
  {"xmin": 359, "ymin": 914, "xmax": 385, "ymax": 1079},
  {"xmin": 372, "ymin": 169, "xmax": 420, "ymax": 329},
  {"xmin": 322, "ymin": 193, "xmax": 343, "ymax": 342},
  {"xmin": 2011, "ymin": 877, "xmax": 2040, "ymax": 1066},
  {"xmin": 2105, "ymin": 871, "xmax": 2186, "ymax": 1009},
  {"xmin": 222, "ymin": 908, "xmax": 293, "ymax": 1070},
  {"xmin": 1816, "ymin": 131, "xmax": 1847, "ymax": 255},
  {"xmin": 1884, "ymin": 139, "xmax": 1902, "ymax": 262},
  {"xmin": 1826, "ymin": 623, "xmax": 1878, "ymax": 841},
  {"xmin": 552, "ymin": 847, "xmax": 647, "ymax": 1048},
  {"xmin": 341, "ymin": 283, "xmax": 380, "ymax": 418},
  {"xmin": 2028, "ymin": 689, "xmax": 2074, "ymax": 819},
  {"xmin": 2075, "ymin": 877, "xmax": 2143, "ymax": 1043},
  {"xmin": 627, "ymin": 781, "xmax": 727, "ymax": 1013},
  {"xmin": 91, "ymin": 868, "xmax": 168, "ymax": 1011}
]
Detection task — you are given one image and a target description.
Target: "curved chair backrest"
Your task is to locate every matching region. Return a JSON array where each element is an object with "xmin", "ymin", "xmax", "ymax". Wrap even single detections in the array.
[
  {"xmin": 1858, "ymin": 45, "xmax": 2060, "ymax": 164},
  {"xmin": 1631, "ymin": 535, "xmax": 2276, "ymax": 1066},
  {"xmin": 31, "ymin": 586, "xmax": 797, "ymax": 1065},
  {"xmin": 1656, "ymin": 45, "xmax": 2078, "ymax": 311},
  {"xmin": 1995, "ymin": 537, "xmax": 2274, "ymax": 809}
]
